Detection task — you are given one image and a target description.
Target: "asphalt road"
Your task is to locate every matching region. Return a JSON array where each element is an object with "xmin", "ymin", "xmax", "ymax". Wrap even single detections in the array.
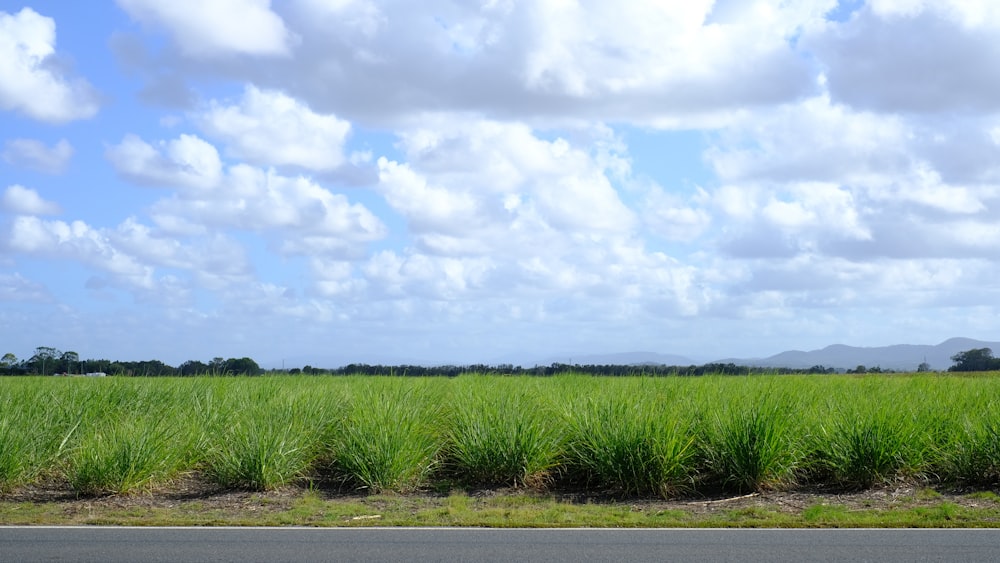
[{"xmin": 3, "ymin": 527, "xmax": 1000, "ymax": 562}]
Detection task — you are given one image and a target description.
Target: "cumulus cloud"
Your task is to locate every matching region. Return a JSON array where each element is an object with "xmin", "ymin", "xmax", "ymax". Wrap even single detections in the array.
[
  {"xmin": 1, "ymin": 185, "xmax": 61, "ymax": 215},
  {"xmin": 198, "ymin": 85, "xmax": 351, "ymax": 171},
  {"xmin": 113, "ymin": 0, "xmax": 837, "ymax": 127},
  {"xmin": 0, "ymin": 272, "xmax": 52, "ymax": 303},
  {"xmin": 1, "ymin": 214, "xmax": 259, "ymax": 305},
  {"xmin": 110, "ymin": 218, "xmax": 254, "ymax": 289},
  {"xmin": 107, "ymin": 131, "xmax": 385, "ymax": 258},
  {"xmin": 7, "ymin": 216, "xmax": 157, "ymax": 291},
  {"xmin": 106, "ymin": 134, "xmax": 223, "ymax": 190},
  {"xmin": 333, "ymin": 118, "xmax": 714, "ymax": 320},
  {"xmin": 697, "ymin": 92, "xmax": 1000, "ymax": 269},
  {"xmin": 151, "ymin": 164, "xmax": 386, "ymax": 257},
  {"xmin": 0, "ymin": 8, "xmax": 99, "ymax": 122},
  {"xmin": 706, "ymin": 96, "xmax": 912, "ymax": 185},
  {"xmin": 115, "ymin": 0, "xmax": 293, "ymax": 58},
  {"xmin": 2, "ymin": 138, "xmax": 73, "ymax": 174},
  {"xmin": 377, "ymin": 118, "xmax": 636, "ymax": 258},
  {"xmin": 14, "ymin": 0, "xmax": 1000, "ymax": 364},
  {"xmin": 642, "ymin": 185, "xmax": 712, "ymax": 242},
  {"xmin": 806, "ymin": 2, "xmax": 1000, "ymax": 113}
]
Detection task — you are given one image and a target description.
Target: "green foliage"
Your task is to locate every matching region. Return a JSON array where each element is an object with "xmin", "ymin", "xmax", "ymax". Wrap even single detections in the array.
[
  {"xmin": 949, "ymin": 348, "xmax": 1000, "ymax": 372},
  {"xmin": 703, "ymin": 397, "xmax": 797, "ymax": 492},
  {"xmin": 204, "ymin": 382, "xmax": 335, "ymax": 490},
  {"xmin": 328, "ymin": 380, "xmax": 443, "ymax": 492},
  {"xmin": 65, "ymin": 416, "xmax": 184, "ymax": 495},
  {"xmin": 444, "ymin": 379, "xmax": 563, "ymax": 487},
  {"xmin": 6, "ymin": 373, "xmax": 1000, "ymax": 499},
  {"xmin": 820, "ymin": 411, "xmax": 915, "ymax": 487},
  {"xmin": 565, "ymin": 393, "xmax": 694, "ymax": 497}
]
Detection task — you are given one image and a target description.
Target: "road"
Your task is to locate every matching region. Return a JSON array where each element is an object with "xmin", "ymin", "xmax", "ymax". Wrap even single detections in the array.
[{"xmin": 3, "ymin": 527, "xmax": 999, "ymax": 562}]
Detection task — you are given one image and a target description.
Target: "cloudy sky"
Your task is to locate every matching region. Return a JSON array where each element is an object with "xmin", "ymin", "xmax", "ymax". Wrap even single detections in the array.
[{"xmin": 3, "ymin": 0, "xmax": 1000, "ymax": 367}]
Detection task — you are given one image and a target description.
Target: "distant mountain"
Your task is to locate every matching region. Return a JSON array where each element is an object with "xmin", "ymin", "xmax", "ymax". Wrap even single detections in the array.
[
  {"xmin": 263, "ymin": 338, "xmax": 997, "ymax": 371},
  {"xmin": 717, "ymin": 337, "xmax": 1000, "ymax": 371}
]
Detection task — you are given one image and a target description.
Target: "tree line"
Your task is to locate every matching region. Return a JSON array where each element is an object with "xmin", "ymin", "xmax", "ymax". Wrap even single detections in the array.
[
  {"xmin": 0, "ymin": 347, "xmax": 261, "ymax": 377},
  {"xmin": 948, "ymin": 348, "xmax": 1000, "ymax": 372},
  {"xmin": 3, "ymin": 345, "xmax": 994, "ymax": 377}
]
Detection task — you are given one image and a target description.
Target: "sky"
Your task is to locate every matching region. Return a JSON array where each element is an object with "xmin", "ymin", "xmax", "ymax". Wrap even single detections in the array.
[{"xmin": 3, "ymin": 0, "xmax": 1000, "ymax": 368}]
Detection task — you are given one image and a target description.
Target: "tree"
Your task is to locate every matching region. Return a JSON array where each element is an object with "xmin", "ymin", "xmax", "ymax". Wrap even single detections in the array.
[
  {"xmin": 949, "ymin": 348, "xmax": 1000, "ymax": 372},
  {"xmin": 28, "ymin": 347, "xmax": 61, "ymax": 375},
  {"xmin": 59, "ymin": 351, "xmax": 80, "ymax": 374},
  {"xmin": 179, "ymin": 360, "xmax": 209, "ymax": 376},
  {"xmin": 209, "ymin": 357, "xmax": 227, "ymax": 374},
  {"xmin": 917, "ymin": 362, "xmax": 932, "ymax": 372},
  {"xmin": 224, "ymin": 357, "xmax": 261, "ymax": 376},
  {"xmin": 1, "ymin": 352, "xmax": 17, "ymax": 375}
]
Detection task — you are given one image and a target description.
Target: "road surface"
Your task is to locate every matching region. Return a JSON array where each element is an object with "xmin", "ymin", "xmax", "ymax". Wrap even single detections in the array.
[{"xmin": 2, "ymin": 526, "xmax": 999, "ymax": 562}]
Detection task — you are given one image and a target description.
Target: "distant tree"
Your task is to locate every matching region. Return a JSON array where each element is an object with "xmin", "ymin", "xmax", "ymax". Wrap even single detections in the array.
[
  {"xmin": 949, "ymin": 348, "xmax": 1000, "ymax": 372},
  {"xmin": 849, "ymin": 365, "xmax": 867, "ymax": 374},
  {"xmin": 225, "ymin": 357, "xmax": 261, "ymax": 376},
  {"xmin": 179, "ymin": 360, "xmax": 210, "ymax": 376},
  {"xmin": 28, "ymin": 347, "xmax": 61, "ymax": 375},
  {"xmin": 917, "ymin": 362, "xmax": 932, "ymax": 373},
  {"xmin": 59, "ymin": 351, "xmax": 80, "ymax": 374},
  {"xmin": 132, "ymin": 359, "xmax": 172, "ymax": 377},
  {"xmin": 1, "ymin": 352, "xmax": 17, "ymax": 375},
  {"xmin": 209, "ymin": 357, "xmax": 227, "ymax": 374}
]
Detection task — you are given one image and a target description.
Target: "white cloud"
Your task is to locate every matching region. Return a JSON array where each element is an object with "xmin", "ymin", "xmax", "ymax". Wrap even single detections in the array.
[
  {"xmin": 151, "ymin": 164, "xmax": 386, "ymax": 258},
  {"xmin": 1, "ymin": 185, "xmax": 61, "ymax": 215},
  {"xmin": 116, "ymin": 0, "xmax": 838, "ymax": 127},
  {"xmin": 2, "ymin": 214, "xmax": 259, "ymax": 305},
  {"xmin": 699, "ymin": 94, "xmax": 1000, "ymax": 265},
  {"xmin": 115, "ymin": 0, "xmax": 293, "ymax": 58},
  {"xmin": 2, "ymin": 138, "xmax": 73, "ymax": 174},
  {"xmin": 106, "ymin": 134, "xmax": 223, "ymax": 190},
  {"xmin": 706, "ymin": 96, "xmax": 910, "ymax": 185},
  {"xmin": 642, "ymin": 185, "xmax": 711, "ymax": 242},
  {"xmin": 353, "ymin": 118, "xmax": 713, "ymax": 320},
  {"xmin": 0, "ymin": 8, "xmax": 98, "ymax": 122},
  {"xmin": 377, "ymin": 118, "xmax": 636, "ymax": 258},
  {"xmin": 108, "ymin": 131, "xmax": 386, "ymax": 258},
  {"xmin": 869, "ymin": 0, "xmax": 1000, "ymax": 26},
  {"xmin": 0, "ymin": 272, "xmax": 52, "ymax": 303},
  {"xmin": 110, "ymin": 218, "xmax": 254, "ymax": 290},
  {"xmin": 199, "ymin": 85, "xmax": 351, "ymax": 171},
  {"xmin": 806, "ymin": 3, "xmax": 1000, "ymax": 113},
  {"xmin": 7, "ymin": 216, "xmax": 156, "ymax": 291},
  {"xmin": 291, "ymin": 0, "xmax": 383, "ymax": 37}
]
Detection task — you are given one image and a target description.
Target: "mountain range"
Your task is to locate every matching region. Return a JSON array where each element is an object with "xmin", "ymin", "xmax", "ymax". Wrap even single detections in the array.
[
  {"xmin": 264, "ymin": 337, "xmax": 999, "ymax": 371},
  {"xmin": 561, "ymin": 337, "xmax": 998, "ymax": 371}
]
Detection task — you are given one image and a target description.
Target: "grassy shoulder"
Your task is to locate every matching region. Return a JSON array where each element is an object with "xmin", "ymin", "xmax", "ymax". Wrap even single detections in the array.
[{"xmin": 4, "ymin": 485, "xmax": 1000, "ymax": 528}]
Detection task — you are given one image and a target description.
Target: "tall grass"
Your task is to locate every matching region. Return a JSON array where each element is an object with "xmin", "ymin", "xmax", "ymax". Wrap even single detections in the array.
[
  {"xmin": 4, "ymin": 373, "xmax": 1000, "ymax": 497},
  {"xmin": 204, "ymin": 380, "xmax": 338, "ymax": 491},
  {"xmin": 65, "ymin": 415, "xmax": 186, "ymax": 495},
  {"xmin": 444, "ymin": 378, "xmax": 563, "ymax": 487},
  {"xmin": 327, "ymin": 379, "xmax": 443, "ymax": 492},
  {"xmin": 62, "ymin": 379, "xmax": 201, "ymax": 495},
  {"xmin": 0, "ymin": 387, "xmax": 58, "ymax": 491},
  {"xmin": 702, "ymin": 396, "xmax": 798, "ymax": 492},
  {"xmin": 565, "ymin": 393, "xmax": 694, "ymax": 497}
]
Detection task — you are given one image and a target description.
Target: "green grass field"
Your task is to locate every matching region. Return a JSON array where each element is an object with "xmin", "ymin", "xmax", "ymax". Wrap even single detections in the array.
[{"xmin": 2, "ymin": 373, "xmax": 1000, "ymax": 497}]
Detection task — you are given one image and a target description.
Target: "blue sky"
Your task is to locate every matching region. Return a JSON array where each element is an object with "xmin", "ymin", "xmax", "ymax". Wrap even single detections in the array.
[{"xmin": 3, "ymin": 0, "xmax": 1000, "ymax": 368}]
